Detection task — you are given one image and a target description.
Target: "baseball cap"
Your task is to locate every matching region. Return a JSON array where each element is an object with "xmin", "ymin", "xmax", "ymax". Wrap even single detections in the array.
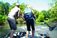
[{"xmin": 16, "ymin": 3, "xmax": 19, "ymax": 5}]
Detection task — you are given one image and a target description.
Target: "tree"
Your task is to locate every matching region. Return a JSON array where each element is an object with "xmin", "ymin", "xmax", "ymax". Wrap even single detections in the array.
[
  {"xmin": 9, "ymin": 3, "xmax": 16, "ymax": 11},
  {"xmin": 19, "ymin": 3, "xmax": 26, "ymax": 14},
  {"xmin": 0, "ymin": 2, "xmax": 8, "ymax": 25},
  {"xmin": 41, "ymin": 10, "xmax": 50, "ymax": 20},
  {"xmin": 0, "ymin": 2, "xmax": 4, "ymax": 15},
  {"xmin": 4, "ymin": 2, "xmax": 10, "ymax": 15}
]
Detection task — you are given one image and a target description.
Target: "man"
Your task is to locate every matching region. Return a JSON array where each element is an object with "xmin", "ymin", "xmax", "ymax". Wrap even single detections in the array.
[
  {"xmin": 8, "ymin": 3, "xmax": 20, "ymax": 38},
  {"xmin": 24, "ymin": 5, "xmax": 35, "ymax": 38}
]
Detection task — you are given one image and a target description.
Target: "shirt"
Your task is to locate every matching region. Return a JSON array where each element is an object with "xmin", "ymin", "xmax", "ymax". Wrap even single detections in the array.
[
  {"xmin": 24, "ymin": 8, "xmax": 35, "ymax": 20},
  {"xmin": 8, "ymin": 6, "xmax": 20, "ymax": 19},
  {"xmin": 24, "ymin": 8, "xmax": 32, "ymax": 13}
]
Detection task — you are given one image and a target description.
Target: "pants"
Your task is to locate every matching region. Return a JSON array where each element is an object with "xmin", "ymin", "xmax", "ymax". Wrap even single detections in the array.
[
  {"xmin": 8, "ymin": 18, "xmax": 17, "ymax": 30},
  {"xmin": 26, "ymin": 19, "xmax": 35, "ymax": 31}
]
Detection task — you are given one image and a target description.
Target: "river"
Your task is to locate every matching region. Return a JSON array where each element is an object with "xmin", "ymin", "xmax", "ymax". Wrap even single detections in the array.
[{"xmin": 0, "ymin": 24, "xmax": 57, "ymax": 38}]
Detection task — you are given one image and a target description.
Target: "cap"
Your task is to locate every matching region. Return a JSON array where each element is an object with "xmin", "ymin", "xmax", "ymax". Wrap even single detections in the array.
[{"xmin": 16, "ymin": 3, "xmax": 19, "ymax": 5}]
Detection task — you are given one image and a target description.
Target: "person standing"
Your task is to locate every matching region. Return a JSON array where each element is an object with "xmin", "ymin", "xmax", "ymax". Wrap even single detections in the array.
[
  {"xmin": 8, "ymin": 3, "xmax": 20, "ymax": 38},
  {"xmin": 24, "ymin": 5, "xmax": 35, "ymax": 38}
]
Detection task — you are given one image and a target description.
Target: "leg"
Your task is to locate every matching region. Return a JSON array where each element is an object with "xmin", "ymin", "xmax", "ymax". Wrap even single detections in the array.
[
  {"xmin": 31, "ymin": 26, "xmax": 35, "ymax": 38},
  {"xmin": 8, "ymin": 18, "xmax": 17, "ymax": 38},
  {"xmin": 10, "ymin": 30, "xmax": 15, "ymax": 38},
  {"xmin": 30, "ymin": 19, "xmax": 35, "ymax": 38},
  {"xmin": 26, "ymin": 21, "xmax": 31, "ymax": 38},
  {"xmin": 32, "ymin": 30, "xmax": 35, "ymax": 38},
  {"xmin": 26, "ymin": 31, "xmax": 29, "ymax": 38}
]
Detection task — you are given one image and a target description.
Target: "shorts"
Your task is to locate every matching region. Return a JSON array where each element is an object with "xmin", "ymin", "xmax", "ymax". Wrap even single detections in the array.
[
  {"xmin": 8, "ymin": 18, "xmax": 17, "ymax": 30},
  {"xmin": 26, "ymin": 19, "xmax": 35, "ymax": 31}
]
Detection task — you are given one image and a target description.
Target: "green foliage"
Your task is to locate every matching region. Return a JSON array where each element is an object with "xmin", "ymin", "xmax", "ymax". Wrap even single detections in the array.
[
  {"xmin": 4, "ymin": 3, "xmax": 10, "ymax": 15},
  {"xmin": 0, "ymin": 2, "xmax": 5, "ymax": 15},
  {"xmin": 0, "ymin": 1, "xmax": 57, "ymax": 26},
  {"xmin": 9, "ymin": 3, "xmax": 16, "ymax": 11},
  {"xmin": 0, "ymin": 2, "xmax": 9, "ymax": 25},
  {"xmin": 0, "ymin": 15, "xmax": 8, "ymax": 25},
  {"xmin": 36, "ymin": 1, "xmax": 57, "ymax": 25},
  {"xmin": 42, "ymin": 10, "xmax": 50, "ymax": 20},
  {"xmin": 19, "ymin": 3, "xmax": 26, "ymax": 13},
  {"xmin": 36, "ymin": 13, "xmax": 44, "ymax": 22},
  {"xmin": 47, "ymin": 1, "xmax": 57, "ymax": 22},
  {"xmin": 0, "ymin": 2, "xmax": 10, "ymax": 15}
]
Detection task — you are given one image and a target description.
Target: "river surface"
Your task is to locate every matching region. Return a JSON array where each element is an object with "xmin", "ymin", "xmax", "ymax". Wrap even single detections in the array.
[{"xmin": 0, "ymin": 25, "xmax": 57, "ymax": 38}]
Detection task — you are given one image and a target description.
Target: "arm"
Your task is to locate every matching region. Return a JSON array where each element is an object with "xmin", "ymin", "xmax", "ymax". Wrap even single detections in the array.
[
  {"xmin": 16, "ymin": 8, "xmax": 20, "ymax": 18},
  {"xmin": 32, "ymin": 12, "xmax": 36, "ymax": 20},
  {"xmin": 18, "ymin": 8, "xmax": 20, "ymax": 18}
]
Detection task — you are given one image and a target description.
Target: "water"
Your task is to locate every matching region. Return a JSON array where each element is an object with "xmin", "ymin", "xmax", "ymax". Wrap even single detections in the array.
[{"xmin": 0, "ymin": 25, "xmax": 57, "ymax": 38}]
